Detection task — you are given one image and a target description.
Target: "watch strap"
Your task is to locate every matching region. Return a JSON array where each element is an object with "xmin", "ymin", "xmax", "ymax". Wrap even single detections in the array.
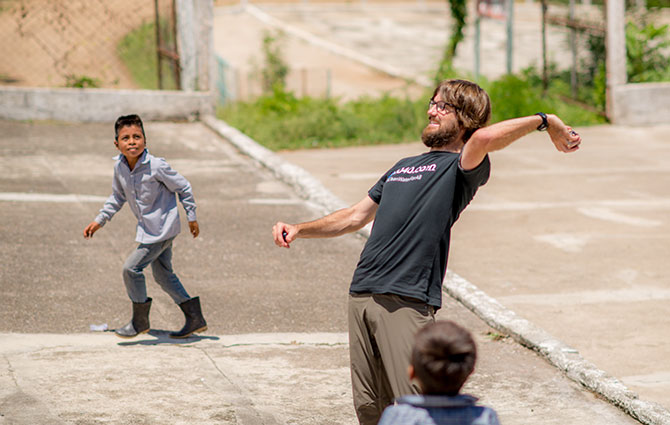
[{"xmin": 535, "ymin": 112, "xmax": 548, "ymax": 131}]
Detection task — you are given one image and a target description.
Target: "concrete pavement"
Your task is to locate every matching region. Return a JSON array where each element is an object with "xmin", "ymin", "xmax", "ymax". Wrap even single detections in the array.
[{"xmin": 0, "ymin": 118, "xmax": 652, "ymax": 424}]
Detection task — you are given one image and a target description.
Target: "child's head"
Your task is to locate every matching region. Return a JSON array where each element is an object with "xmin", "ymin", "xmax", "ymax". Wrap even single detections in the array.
[
  {"xmin": 113, "ymin": 114, "xmax": 147, "ymax": 164},
  {"xmin": 410, "ymin": 320, "xmax": 477, "ymax": 396},
  {"xmin": 114, "ymin": 114, "xmax": 145, "ymax": 141}
]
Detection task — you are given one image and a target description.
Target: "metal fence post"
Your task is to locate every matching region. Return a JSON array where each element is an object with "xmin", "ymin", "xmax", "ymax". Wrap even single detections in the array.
[{"xmin": 506, "ymin": 0, "xmax": 514, "ymax": 74}]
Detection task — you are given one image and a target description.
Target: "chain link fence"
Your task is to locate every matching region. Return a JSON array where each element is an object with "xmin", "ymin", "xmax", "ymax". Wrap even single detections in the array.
[{"xmin": 0, "ymin": 0, "xmax": 178, "ymax": 90}]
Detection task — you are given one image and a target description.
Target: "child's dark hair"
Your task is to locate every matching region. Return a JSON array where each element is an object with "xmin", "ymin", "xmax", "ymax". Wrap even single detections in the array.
[
  {"xmin": 114, "ymin": 114, "xmax": 145, "ymax": 140},
  {"xmin": 412, "ymin": 320, "xmax": 477, "ymax": 395}
]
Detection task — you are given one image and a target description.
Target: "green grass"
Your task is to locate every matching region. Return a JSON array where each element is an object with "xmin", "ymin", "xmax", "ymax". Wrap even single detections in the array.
[{"xmin": 117, "ymin": 20, "xmax": 178, "ymax": 90}]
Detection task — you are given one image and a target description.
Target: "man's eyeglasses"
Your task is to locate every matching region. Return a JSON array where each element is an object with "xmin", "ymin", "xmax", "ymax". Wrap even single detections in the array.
[{"xmin": 428, "ymin": 100, "xmax": 458, "ymax": 115}]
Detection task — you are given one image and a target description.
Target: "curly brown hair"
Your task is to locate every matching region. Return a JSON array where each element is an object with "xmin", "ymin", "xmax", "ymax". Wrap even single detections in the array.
[{"xmin": 432, "ymin": 79, "xmax": 491, "ymax": 142}]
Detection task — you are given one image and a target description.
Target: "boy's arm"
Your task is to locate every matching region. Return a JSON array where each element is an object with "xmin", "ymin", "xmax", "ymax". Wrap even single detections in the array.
[
  {"xmin": 84, "ymin": 172, "xmax": 126, "ymax": 238},
  {"xmin": 460, "ymin": 113, "xmax": 582, "ymax": 171},
  {"xmin": 156, "ymin": 160, "xmax": 197, "ymax": 222}
]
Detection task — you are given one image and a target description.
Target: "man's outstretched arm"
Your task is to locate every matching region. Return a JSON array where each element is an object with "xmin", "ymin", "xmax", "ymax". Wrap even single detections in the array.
[
  {"xmin": 460, "ymin": 113, "xmax": 582, "ymax": 171},
  {"xmin": 272, "ymin": 196, "xmax": 378, "ymax": 248}
]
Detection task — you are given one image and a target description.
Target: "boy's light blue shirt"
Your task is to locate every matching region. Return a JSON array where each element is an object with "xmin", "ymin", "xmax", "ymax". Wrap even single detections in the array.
[
  {"xmin": 95, "ymin": 149, "xmax": 197, "ymax": 244},
  {"xmin": 378, "ymin": 394, "xmax": 500, "ymax": 425}
]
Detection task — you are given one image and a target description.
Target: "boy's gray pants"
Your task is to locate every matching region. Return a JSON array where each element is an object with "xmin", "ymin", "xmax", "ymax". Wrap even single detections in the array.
[
  {"xmin": 122, "ymin": 237, "xmax": 190, "ymax": 305},
  {"xmin": 348, "ymin": 293, "xmax": 435, "ymax": 425}
]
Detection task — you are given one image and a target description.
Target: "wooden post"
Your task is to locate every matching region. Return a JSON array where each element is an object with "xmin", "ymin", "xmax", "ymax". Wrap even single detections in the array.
[{"xmin": 155, "ymin": 0, "xmax": 163, "ymax": 90}]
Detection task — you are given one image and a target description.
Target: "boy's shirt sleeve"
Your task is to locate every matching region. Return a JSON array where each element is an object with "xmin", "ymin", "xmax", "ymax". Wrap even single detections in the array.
[
  {"xmin": 156, "ymin": 159, "xmax": 197, "ymax": 222},
  {"xmin": 95, "ymin": 167, "xmax": 127, "ymax": 226}
]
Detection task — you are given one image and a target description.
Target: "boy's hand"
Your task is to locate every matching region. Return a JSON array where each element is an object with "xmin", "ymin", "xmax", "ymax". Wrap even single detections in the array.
[
  {"xmin": 189, "ymin": 221, "xmax": 200, "ymax": 238},
  {"xmin": 83, "ymin": 221, "xmax": 101, "ymax": 239}
]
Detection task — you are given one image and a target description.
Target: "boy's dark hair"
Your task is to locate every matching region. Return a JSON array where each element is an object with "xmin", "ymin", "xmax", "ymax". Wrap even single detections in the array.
[
  {"xmin": 412, "ymin": 320, "xmax": 477, "ymax": 395},
  {"xmin": 114, "ymin": 114, "xmax": 145, "ymax": 140}
]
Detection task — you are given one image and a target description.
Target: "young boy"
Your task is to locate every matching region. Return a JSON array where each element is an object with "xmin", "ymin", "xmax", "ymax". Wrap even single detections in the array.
[
  {"xmin": 377, "ymin": 320, "xmax": 500, "ymax": 425},
  {"xmin": 83, "ymin": 114, "xmax": 207, "ymax": 339}
]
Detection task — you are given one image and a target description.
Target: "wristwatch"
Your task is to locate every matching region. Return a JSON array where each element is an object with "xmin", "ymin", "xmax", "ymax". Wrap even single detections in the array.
[{"xmin": 535, "ymin": 112, "xmax": 548, "ymax": 131}]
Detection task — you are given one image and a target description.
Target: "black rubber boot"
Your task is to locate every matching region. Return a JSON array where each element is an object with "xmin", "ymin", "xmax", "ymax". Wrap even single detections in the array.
[
  {"xmin": 115, "ymin": 298, "xmax": 152, "ymax": 338},
  {"xmin": 170, "ymin": 296, "xmax": 207, "ymax": 338}
]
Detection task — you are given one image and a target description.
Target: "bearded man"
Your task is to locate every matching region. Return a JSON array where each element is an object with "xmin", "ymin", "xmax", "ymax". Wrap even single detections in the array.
[{"xmin": 272, "ymin": 79, "xmax": 581, "ymax": 425}]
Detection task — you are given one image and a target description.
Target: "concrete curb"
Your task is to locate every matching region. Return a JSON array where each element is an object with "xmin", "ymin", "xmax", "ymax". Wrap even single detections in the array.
[
  {"xmin": 444, "ymin": 272, "xmax": 670, "ymax": 425},
  {"xmin": 203, "ymin": 115, "xmax": 670, "ymax": 425}
]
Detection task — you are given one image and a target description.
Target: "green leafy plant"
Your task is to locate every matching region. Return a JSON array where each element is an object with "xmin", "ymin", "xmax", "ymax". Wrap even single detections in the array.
[
  {"xmin": 260, "ymin": 30, "xmax": 289, "ymax": 93},
  {"xmin": 625, "ymin": 20, "xmax": 670, "ymax": 82},
  {"xmin": 65, "ymin": 74, "xmax": 100, "ymax": 88},
  {"xmin": 436, "ymin": 0, "xmax": 468, "ymax": 81}
]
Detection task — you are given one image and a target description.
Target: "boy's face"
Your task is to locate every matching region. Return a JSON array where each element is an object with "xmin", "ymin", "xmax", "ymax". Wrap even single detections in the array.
[{"xmin": 115, "ymin": 124, "xmax": 146, "ymax": 161}]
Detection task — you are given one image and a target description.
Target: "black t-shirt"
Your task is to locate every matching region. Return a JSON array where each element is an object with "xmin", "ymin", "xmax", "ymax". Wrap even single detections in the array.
[{"xmin": 349, "ymin": 151, "xmax": 490, "ymax": 308}]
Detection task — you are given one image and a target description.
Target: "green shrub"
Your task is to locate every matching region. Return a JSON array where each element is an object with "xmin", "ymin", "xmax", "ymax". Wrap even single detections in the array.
[
  {"xmin": 482, "ymin": 73, "xmax": 606, "ymax": 125},
  {"xmin": 626, "ymin": 21, "xmax": 670, "ymax": 82},
  {"xmin": 218, "ymin": 86, "xmax": 429, "ymax": 151}
]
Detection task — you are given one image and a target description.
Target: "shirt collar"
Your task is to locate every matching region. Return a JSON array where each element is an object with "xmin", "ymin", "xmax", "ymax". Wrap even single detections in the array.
[
  {"xmin": 396, "ymin": 394, "xmax": 479, "ymax": 408},
  {"xmin": 114, "ymin": 149, "xmax": 150, "ymax": 168}
]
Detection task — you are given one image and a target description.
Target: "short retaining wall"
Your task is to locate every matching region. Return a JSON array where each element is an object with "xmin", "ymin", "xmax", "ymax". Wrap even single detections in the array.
[
  {"xmin": 0, "ymin": 86, "xmax": 214, "ymax": 123},
  {"xmin": 612, "ymin": 82, "xmax": 670, "ymax": 126}
]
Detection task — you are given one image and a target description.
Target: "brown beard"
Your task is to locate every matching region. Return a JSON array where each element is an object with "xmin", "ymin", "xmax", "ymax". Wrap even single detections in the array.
[{"xmin": 421, "ymin": 123, "xmax": 460, "ymax": 148}]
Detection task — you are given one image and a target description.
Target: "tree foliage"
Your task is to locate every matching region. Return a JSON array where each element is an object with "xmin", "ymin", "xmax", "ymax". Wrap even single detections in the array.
[{"xmin": 436, "ymin": 0, "xmax": 468, "ymax": 81}]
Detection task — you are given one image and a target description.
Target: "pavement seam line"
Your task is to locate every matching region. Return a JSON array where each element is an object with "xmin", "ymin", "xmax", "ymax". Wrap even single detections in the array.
[
  {"xmin": 2, "ymin": 354, "xmax": 19, "ymax": 388},
  {"xmin": 204, "ymin": 115, "xmax": 670, "ymax": 425},
  {"xmin": 196, "ymin": 346, "xmax": 280, "ymax": 425}
]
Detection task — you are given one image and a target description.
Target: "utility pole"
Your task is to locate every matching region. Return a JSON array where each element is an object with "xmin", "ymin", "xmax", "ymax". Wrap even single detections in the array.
[{"xmin": 605, "ymin": 0, "xmax": 626, "ymax": 121}]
